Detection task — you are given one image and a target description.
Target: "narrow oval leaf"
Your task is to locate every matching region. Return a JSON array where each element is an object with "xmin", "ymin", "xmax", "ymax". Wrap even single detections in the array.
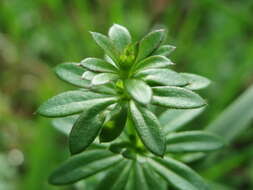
[
  {"xmin": 152, "ymin": 45, "xmax": 176, "ymax": 57},
  {"xmin": 99, "ymin": 104, "xmax": 128, "ymax": 142},
  {"xmin": 92, "ymin": 73, "xmax": 119, "ymax": 85},
  {"xmin": 52, "ymin": 115, "xmax": 79, "ymax": 135},
  {"xmin": 133, "ymin": 55, "xmax": 174, "ymax": 73},
  {"xmin": 125, "ymin": 79, "xmax": 152, "ymax": 105},
  {"xmin": 91, "ymin": 82, "xmax": 118, "ymax": 95},
  {"xmin": 69, "ymin": 99, "xmax": 116, "ymax": 154},
  {"xmin": 148, "ymin": 157, "xmax": 210, "ymax": 190},
  {"xmin": 129, "ymin": 101, "xmax": 165, "ymax": 156},
  {"xmin": 181, "ymin": 73, "xmax": 211, "ymax": 90},
  {"xmin": 142, "ymin": 163, "xmax": 167, "ymax": 190},
  {"xmin": 55, "ymin": 63, "xmax": 90, "ymax": 87},
  {"xmin": 81, "ymin": 57, "xmax": 118, "ymax": 73},
  {"xmin": 159, "ymin": 107, "xmax": 205, "ymax": 134},
  {"xmin": 91, "ymin": 32, "xmax": 119, "ymax": 63},
  {"xmin": 132, "ymin": 162, "xmax": 149, "ymax": 190},
  {"xmin": 152, "ymin": 86, "xmax": 206, "ymax": 109},
  {"xmin": 96, "ymin": 160, "xmax": 131, "ymax": 190},
  {"xmin": 108, "ymin": 24, "xmax": 132, "ymax": 52},
  {"xmin": 135, "ymin": 68, "xmax": 188, "ymax": 86},
  {"xmin": 49, "ymin": 149, "xmax": 123, "ymax": 185},
  {"xmin": 166, "ymin": 131, "xmax": 224, "ymax": 153},
  {"xmin": 136, "ymin": 29, "xmax": 166, "ymax": 62},
  {"xmin": 37, "ymin": 90, "xmax": 116, "ymax": 117},
  {"xmin": 81, "ymin": 71, "xmax": 96, "ymax": 80}
]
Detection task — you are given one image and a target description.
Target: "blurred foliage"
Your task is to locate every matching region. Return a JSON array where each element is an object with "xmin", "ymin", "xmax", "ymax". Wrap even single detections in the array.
[{"xmin": 0, "ymin": 0, "xmax": 252, "ymax": 189}]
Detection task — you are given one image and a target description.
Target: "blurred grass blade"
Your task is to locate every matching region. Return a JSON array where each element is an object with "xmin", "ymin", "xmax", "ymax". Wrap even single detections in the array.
[
  {"xmin": 159, "ymin": 107, "xmax": 205, "ymax": 134},
  {"xmin": 166, "ymin": 131, "xmax": 224, "ymax": 153},
  {"xmin": 206, "ymin": 84, "xmax": 253, "ymax": 143}
]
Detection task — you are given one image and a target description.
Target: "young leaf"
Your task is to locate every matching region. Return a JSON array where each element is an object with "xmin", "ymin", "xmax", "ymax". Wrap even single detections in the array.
[
  {"xmin": 81, "ymin": 71, "xmax": 96, "ymax": 80},
  {"xmin": 125, "ymin": 79, "xmax": 152, "ymax": 105},
  {"xmin": 166, "ymin": 131, "xmax": 224, "ymax": 153},
  {"xmin": 96, "ymin": 160, "xmax": 132, "ymax": 190},
  {"xmin": 159, "ymin": 107, "xmax": 205, "ymax": 134},
  {"xmin": 152, "ymin": 86, "xmax": 206, "ymax": 109},
  {"xmin": 129, "ymin": 101, "xmax": 165, "ymax": 156},
  {"xmin": 136, "ymin": 29, "xmax": 166, "ymax": 62},
  {"xmin": 81, "ymin": 58, "xmax": 118, "ymax": 73},
  {"xmin": 133, "ymin": 55, "xmax": 174, "ymax": 73},
  {"xmin": 148, "ymin": 157, "xmax": 210, "ymax": 190},
  {"xmin": 108, "ymin": 24, "xmax": 132, "ymax": 52},
  {"xmin": 135, "ymin": 68, "xmax": 188, "ymax": 86},
  {"xmin": 91, "ymin": 32, "xmax": 119, "ymax": 63},
  {"xmin": 181, "ymin": 73, "xmax": 211, "ymax": 90},
  {"xmin": 52, "ymin": 115, "xmax": 78, "ymax": 135},
  {"xmin": 55, "ymin": 63, "xmax": 90, "ymax": 88},
  {"xmin": 99, "ymin": 104, "xmax": 128, "ymax": 142},
  {"xmin": 37, "ymin": 90, "xmax": 116, "ymax": 117},
  {"xmin": 152, "ymin": 45, "xmax": 176, "ymax": 57},
  {"xmin": 69, "ymin": 99, "xmax": 116, "ymax": 154},
  {"xmin": 91, "ymin": 73, "xmax": 119, "ymax": 85},
  {"xmin": 49, "ymin": 149, "xmax": 123, "ymax": 185}
]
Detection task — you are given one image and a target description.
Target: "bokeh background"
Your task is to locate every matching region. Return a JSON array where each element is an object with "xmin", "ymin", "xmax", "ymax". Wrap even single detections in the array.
[{"xmin": 0, "ymin": 0, "xmax": 253, "ymax": 190}]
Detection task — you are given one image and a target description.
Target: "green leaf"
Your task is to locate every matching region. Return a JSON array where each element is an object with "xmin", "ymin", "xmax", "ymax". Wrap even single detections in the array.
[
  {"xmin": 152, "ymin": 45, "xmax": 176, "ymax": 57},
  {"xmin": 91, "ymin": 32, "xmax": 119, "ymax": 63},
  {"xmin": 132, "ymin": 162, "xmax": 149, "ymax": 190},
  {"xmin": 81, "ymin": 58, "xmax": 118, "ymax": 73},
  {"xmin": 99, "ymin": 104, "xmax": 128, "ymax": 142},
  {"xmin": 148, "ymin": 157, "xmax": 210, "ymax": 190},
  {"xmin": 55, "ymin": 62, "xmax": 90, "ymax": 88},
  {"xmin": 91, "ymin": 73, "xmax": 119, "ymax": 85},
  {"xmin": 129, "ymin": 101, "xmax": 165, "ymax": 156},
  {"xmin": 91, "ymin": 83, "xmax": 118, "ymax": 95},
  {"xmin": 133, "ymin": 55, "xmax": 174, "ymax": 73},
  {"xmin": 206, "ymin": 84, "xmax": 253, "ymax": 143},
  {"xmin": 125, "ymin": 79, "xmax": 152, "ymax": 105},
  {"xmin": 136, "ymin": 29, "xmax": 166, "ymax": 62},
  {"xmin": 135, "ymin": 68, "xmax": 188, "ymax": 86},
  {"xmin": 142, "ymin": 163, "xmax": 167, "ymax": 190},
  {"xmin": 49, "ymin": 149, "xmax": 123, "ymax": 185},
  {"xmin": 69, "ymin": 98, "xmax": 116, "ymax": 154},
  {"xmin": 181, "ymin": 73, "xmax": 211, "ymax": 90},
  {"xmin": 96, "ymin": 160, "xmax": 131, "ymax": 190},
  {"xmin": 37, "ymin": 90, "xmax": 116, "ymax": 117},
  {"xmin": 81, "ymin": 71, "xmax": 96, "ymax": 80},
  {"xmin": 152, "ymin": 86, "xmax": 206, "ymax": 109},
  {"xmin": 52, "ymin": 115, "xmax": 78, "ymax": 135},
  {"xmin": 108, "ymin": 24, "xmax": 132, "ymax": 52},
  {"xmin": 159, "ymin": 107, "xmax": 205, "ymax": 134},
  {"xmin": 166, "ymin": 131, "xmax": 224, "ymax": 153}
]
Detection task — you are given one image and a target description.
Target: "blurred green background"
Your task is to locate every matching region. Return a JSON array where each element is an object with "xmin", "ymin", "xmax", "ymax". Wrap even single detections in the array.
[{"xmin": 0, "ymin": 0, "xmax": 253, "ymax": 190}]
